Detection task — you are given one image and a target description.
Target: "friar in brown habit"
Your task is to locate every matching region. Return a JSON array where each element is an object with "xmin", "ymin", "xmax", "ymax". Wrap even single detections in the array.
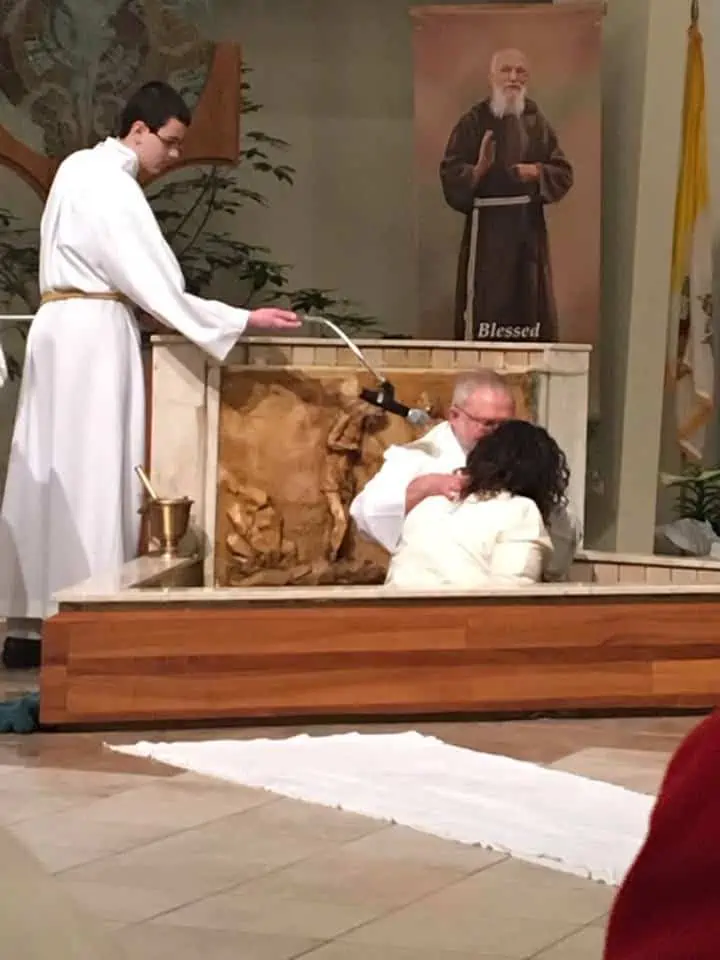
[{"xmin": 440, "ymin": 48, "xmax": 573, "ymax": 342}]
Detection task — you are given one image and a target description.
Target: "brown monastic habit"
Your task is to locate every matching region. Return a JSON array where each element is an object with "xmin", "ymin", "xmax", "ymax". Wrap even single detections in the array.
[{"xmin": 440, "ymin": 98, "xmax": 573, "ymax": 342}]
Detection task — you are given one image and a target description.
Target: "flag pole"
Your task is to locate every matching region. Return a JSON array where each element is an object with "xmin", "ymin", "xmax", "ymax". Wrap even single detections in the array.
[{"xmin": 691, "ymin": 0, "xmax": 699, "ymax": 25}]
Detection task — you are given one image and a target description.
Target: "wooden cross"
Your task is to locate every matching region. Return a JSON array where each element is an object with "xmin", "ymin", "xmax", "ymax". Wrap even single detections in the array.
[{"xmin": 0, "ymin": 42, "xmax": 243, "ymax": 200}]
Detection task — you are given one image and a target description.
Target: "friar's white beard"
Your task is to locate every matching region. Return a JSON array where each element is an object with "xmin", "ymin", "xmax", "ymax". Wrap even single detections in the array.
[{"xmin": 490, "ymin": 87, "xmax": 526, "ymax": 118}]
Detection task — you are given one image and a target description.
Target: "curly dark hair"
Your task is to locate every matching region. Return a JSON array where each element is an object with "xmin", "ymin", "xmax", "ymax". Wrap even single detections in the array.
[{"xmin": 461, "ymin": 419, "xmax": 569, "ymax": 523}]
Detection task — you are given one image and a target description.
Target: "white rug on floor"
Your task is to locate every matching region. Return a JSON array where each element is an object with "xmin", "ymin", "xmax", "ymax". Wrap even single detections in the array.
[{"xmin": 108, "ymin": 731, "xmax": 654, "ymax": 885}]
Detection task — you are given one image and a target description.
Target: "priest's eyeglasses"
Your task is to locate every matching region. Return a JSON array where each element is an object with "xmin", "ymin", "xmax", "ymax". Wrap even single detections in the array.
[{"xmin": 454, "ymin": 406, "xmax": 502, "ymax": 430}]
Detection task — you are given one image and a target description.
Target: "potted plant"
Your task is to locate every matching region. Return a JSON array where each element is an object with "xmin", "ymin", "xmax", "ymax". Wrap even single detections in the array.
[{"xmin": 657, "ymin": 465, "xmax": 720, "ymax": 555}]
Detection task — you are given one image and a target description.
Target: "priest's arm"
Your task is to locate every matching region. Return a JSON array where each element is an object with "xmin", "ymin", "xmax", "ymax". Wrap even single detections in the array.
[
  {"xmin": 439, "ymin": 112, "xmax": 488, "ymax": 214},
  {"xmin": 439, "ymin": 109, "xmax": 573, "ymax": 214},
  {"xmin": 508, "ymin": 120, "xmax": 574, "ymax": 205},
  {"xmin": 92, "ymin": 176, "xmax": 258, "ymax": 362},
  {"xmin": 535, "ymin": 120, "xmax": 573, "ymax": 205},
  {"xmin": 350, "ymin": 448, "xmax": 431, "ymax": 553}
]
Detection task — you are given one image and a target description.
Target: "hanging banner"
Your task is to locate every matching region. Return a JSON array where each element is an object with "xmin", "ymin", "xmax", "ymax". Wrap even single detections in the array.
[{"xmin": 411, "ymin": 2, "xmax": 602, "ymax": 344}]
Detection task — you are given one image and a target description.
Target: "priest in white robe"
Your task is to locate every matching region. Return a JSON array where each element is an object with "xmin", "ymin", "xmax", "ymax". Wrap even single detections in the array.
[
  {"xmin": 350, "ymin": 370, "xmax": 581, "ymax": 580},
  {"xmin": 0, "ymin": 81, "xmax": 302, "ymax": 667}
]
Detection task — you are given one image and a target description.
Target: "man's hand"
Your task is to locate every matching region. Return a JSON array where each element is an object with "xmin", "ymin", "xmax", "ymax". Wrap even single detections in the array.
[
  {"xmin": 512, "ymin": 162, "xmax": 540, "ymax": 182},
  {"xmin": 247, "ymin": 307, "xmax": 302, "ymax": 330},
  {"xmin": 472, "ymin": 130, "xmax": 496, "ymax": 181},
  {"xmin": 405, "ymin": 472, "xmax": 466, "ymax": 515}
]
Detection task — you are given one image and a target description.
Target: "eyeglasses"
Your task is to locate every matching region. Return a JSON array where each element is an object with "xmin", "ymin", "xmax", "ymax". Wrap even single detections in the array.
[
  {"xmin": 152, "ymin": 131, "xmax": 183, "ymax": 156},
  {"xmin": 453, "ymin": 406, "xmax": 503, "ymax": 430}
]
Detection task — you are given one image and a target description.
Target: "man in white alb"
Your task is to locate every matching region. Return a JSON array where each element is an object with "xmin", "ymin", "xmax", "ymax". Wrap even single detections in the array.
[
  {"xmin": 0, "ymin": 81, "xmax": 302, "ymax": 667},
  {"xmin": 350, "ymin": 370, "xmax": 581, "ymax": 579}
]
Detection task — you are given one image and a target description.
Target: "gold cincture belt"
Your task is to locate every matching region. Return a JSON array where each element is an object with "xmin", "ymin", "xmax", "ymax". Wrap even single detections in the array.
[{"xmin": 40, "ymin": 288, "xmax": 131, "ymax": 307}]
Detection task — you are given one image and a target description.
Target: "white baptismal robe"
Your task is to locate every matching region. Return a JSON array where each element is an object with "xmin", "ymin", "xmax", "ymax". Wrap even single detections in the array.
[
  {"xmin": 0, "ymin": 137, "xmax": 251, "ymax": 621},
  {"xmin": 350, "ymin": 421, "xmax": 581, "ymax": 580},
  {"xmin": 386, "ymin": 492, "xmax": 552, "ymax": 589}
]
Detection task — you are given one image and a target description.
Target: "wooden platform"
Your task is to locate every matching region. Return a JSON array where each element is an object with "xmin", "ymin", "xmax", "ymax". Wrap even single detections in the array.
[{"xmin": 40, "ymin": 566, "xmax": 720, "ymax": 726}]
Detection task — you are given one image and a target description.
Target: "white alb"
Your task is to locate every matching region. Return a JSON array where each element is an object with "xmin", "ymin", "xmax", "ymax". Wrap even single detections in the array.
[{"xmin": 0, "ymin": 137, "xmax": 250, "ymax": 621}]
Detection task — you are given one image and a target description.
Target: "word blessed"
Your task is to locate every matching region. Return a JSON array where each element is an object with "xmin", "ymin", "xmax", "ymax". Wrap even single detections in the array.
[{"xmin": 477, "ymin": 322, "xmax": 541, "ymax": 340}]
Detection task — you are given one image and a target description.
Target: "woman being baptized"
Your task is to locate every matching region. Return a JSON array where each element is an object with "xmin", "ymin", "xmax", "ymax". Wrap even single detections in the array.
[{"xmin": 385, "ymin": 419, "xmax": 570, "ymax": 589}]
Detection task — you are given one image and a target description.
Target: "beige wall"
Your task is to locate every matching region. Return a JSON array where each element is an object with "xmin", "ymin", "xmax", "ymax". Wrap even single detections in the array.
[
  {"xmin": 188, "ymin": 0, "xmax": 494, "ymax": 336},
  {"xmin": 585, "ymin": 0, "xmax": 688, "ymax": 550},
  {"xmin": 0, "ymin": 0, "xmax": 713, "ymax": 553}
]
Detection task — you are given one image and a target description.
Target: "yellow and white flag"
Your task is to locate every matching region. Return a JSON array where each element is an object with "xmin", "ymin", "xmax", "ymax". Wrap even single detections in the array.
[{"xmin": 668, "ymin": 15, "xmax": 715, "ymax": 462}]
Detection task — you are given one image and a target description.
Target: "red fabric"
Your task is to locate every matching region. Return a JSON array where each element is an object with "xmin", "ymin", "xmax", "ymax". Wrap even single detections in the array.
[{"xmin": 604, "ymin": 711, "xmax": 720, "ymax": 959}]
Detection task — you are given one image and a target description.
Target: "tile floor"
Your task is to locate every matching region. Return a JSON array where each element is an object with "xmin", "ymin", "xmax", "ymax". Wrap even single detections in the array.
[{"xmin": 0, "ymin": 668, "xmax": 703, "ymax": 959}]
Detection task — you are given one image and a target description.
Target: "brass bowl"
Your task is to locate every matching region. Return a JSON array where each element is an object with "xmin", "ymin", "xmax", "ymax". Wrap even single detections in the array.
[{"xmin": 142, "ymin": 497, "xmax": 194, "ymax": 557}]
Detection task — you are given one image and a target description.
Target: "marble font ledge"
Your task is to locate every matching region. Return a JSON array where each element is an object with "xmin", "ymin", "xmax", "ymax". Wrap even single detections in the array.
[
  {"xmin": 150, "ymin": 333, "xmax": 593, "ymax": 353},
  {"xmin": 53, "ymin": 559, "xmax": 720, "ymax": 607},
  {"xmin": 53, "ymin": 550, "xmax": 720, "ymax": 607},
  {"xmin": 52, "ymin": 554, "xmax": 201, "ymax": 602},
  {"xmin": 577, "ymin": 549, "xmax": 720, "ymax": 570},
  {"xmin": 56, "ymin": 583, "xmax": 720, "ymax": 606}
]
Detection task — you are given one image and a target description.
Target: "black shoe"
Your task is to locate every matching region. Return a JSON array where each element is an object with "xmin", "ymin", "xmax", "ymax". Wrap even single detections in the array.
[{"xmin": 1, "ymin": 636, "xmax": 41, "ymax": 670}]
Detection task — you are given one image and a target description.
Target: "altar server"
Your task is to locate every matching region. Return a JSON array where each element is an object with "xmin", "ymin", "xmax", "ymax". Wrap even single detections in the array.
[
  {"xmin": 350, "ymin": 370, "xmax": 581, "ymax": 580},
  {"xmin": 0, "ymin": 81, "xmax": 301, "ymax": 666}
]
